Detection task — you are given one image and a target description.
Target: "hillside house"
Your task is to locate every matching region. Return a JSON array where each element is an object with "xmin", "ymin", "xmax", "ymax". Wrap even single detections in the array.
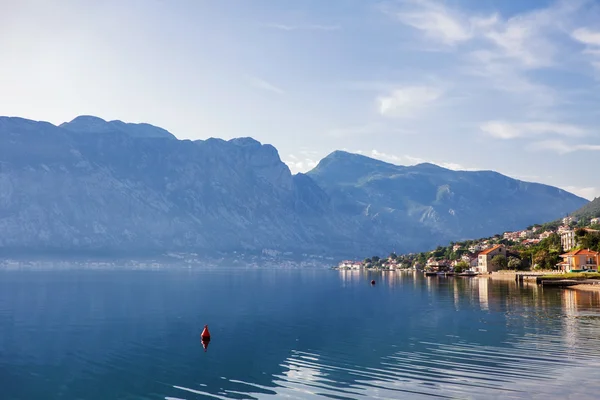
[
  {"xmin": 461, "ymin": 254, "xmax": 479, "ymax": 268},
  {"xmin": 468, "ymin": 244, "xmax": 482, "ymax": 253},
  {"xmin": 591, "ymin": 217, "xmax": 600, "ymax": 225},
  {"xmin": 563, "ymin": 216, "xmax": 578, "ymax": 225},
  {"xmin": 559, "ymin": 249, "xmax": 600, "ymax": 272},
  {"xmin": 561, "ymin": 230, "xmax": 576, "ymax": 251},
  {"xmin": 539, "ymin": 231, "xmax": 553, "ymax": 240},
  {"xmin": 503, "ymin": 231, "xmax": 520, "ymax": 241},
  {"xmin": 520, "ymin": 230, "xmax": 533, "ymax": 239},
  {"xmin": 562, "ymin": 228, "xmax": 600, "ymax": 251},
  {"xmin": 477, "ymin": 245, "xmax": 507, "ymax": 273},
  {"xmin": 426, "ymin": 259, "xmax": 449, "ymax": 270}
]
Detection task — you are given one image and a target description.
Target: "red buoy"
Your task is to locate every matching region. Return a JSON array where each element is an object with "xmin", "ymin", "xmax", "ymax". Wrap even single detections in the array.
[
  {"xmin": 201, "ymin": 325, "xmax": 211, "ymax": 352},
  {"xmin": 201, "ymin": 325, "xmax": 211, "ymax": 339},
  {"xmin": 371, "ymin": 280, "xmax": 376, "ymax": 285}
]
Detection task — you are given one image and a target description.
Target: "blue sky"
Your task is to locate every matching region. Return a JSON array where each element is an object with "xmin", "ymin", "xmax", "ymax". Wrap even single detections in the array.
[{"xmin": 1, "ymin": 0, "xmax": 600, "ymax": 199}]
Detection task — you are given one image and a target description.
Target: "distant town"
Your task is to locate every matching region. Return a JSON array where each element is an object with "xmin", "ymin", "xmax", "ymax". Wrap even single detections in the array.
[{"xmin": 336, "ymin": 216, "xmax": 600, "ymax": 275}]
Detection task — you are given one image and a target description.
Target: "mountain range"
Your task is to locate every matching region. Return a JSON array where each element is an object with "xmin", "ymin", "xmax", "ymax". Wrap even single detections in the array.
[{"xmin": 0, "ymin": 115, "xmax": 589, "ymax": 259}]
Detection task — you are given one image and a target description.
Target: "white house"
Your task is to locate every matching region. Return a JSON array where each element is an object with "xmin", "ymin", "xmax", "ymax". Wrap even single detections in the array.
[
  {"xmin": 338, "ymin": 260, "xmax": 362, "ymax": 270},
  {"xmin": 477, "ymin": 245, "xmax": 507, "ymax": 273},
  {"xmin": 469, "ymin": 244, "xmax": 482, "ymax": 253}
]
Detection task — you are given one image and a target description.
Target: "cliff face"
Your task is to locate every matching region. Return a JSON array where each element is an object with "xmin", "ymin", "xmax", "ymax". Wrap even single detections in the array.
[{"xmin": 0, "ymin": 116, "xmax": 589, "ymax": 259}]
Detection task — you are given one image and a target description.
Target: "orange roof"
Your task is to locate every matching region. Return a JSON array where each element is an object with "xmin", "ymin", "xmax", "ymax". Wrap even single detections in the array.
[
  {"xmin": 561, "ymin": 249, "xmax": 600, "ymax": 257},
  {"xmin": 479, "ymin": 245, "xmax": 502, "ymax": 255}
]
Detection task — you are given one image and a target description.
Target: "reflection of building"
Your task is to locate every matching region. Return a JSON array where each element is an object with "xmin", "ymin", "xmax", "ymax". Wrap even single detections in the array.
[
  {"xmin": 559, "ymin": 249, "xmax": 600, "ymax": 272},
  {"xmin": 563, "ymin": 289, "xmax": 578, "ymax": 351},
  {"xmin": 453, "ymin": 279, "xmax": 460, "ymax": 310},
  {"xmin": 339, "ymin": 269, "xmax": 363, "ymax": 286},
  {"xmin": 477, "ymin": 245, "xmax": 506, "ymax": 273},
  {"xmin": 478, "ymin": 278, "xmax": 489, "ymax": 310}
]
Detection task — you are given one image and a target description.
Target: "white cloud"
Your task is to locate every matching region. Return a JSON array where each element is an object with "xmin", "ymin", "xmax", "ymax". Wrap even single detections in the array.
[
  {"xmin": 481, "ymin": 121, "xmax": 588, "ymax": 140},
  {"xmin": 392, "ymin": 1, "xmax": 472, "ymax": 45},
  {"xmin": 561, "ymin": 186, "xmax": 600, "ymax": 201},
  {"xmin": 572, "ymin": 27, "xmax": 600, "ymax": 71},
  {"xmin": 572, "ymin": 27, "xmax": 600, "ymax": 46},
  {"xmin": 388, "ymin": 0, "xmax": 572, "ymax": 68},
  {"xmin": 265, "ymin": 24, "xmax": 340, "ymax": 32},
  {"xmin": 385, "ymin": 0, "xmax": 587, "ymax": 119},
  {"xmin": 248, "ymin": 76, "xmax": 284, "ymax": 95},
  {"xmin": 284, "ymin": 157, "xmax": 318, "ymax": 174},
  {"xmin": 377, "ymin": 86, "xmax": 442, "ymax": 118},
  {"xmin": 284, "ymin": 149, "xmax": 322, "ymax": 173},
  {"xmin": 529, "ymin": 139, "xmax": 600, "ymax": 154}
]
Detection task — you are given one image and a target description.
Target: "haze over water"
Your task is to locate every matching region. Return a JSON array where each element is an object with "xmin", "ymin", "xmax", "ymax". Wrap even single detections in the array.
[{"xmin": 1, "ymin": 269, "xmax": 599, "ymax": 399}]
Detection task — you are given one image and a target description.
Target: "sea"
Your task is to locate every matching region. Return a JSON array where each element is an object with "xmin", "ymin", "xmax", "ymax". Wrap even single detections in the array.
[{"xmin": 1, "ymin": 268, "xmax": 599, "ymax": 399}]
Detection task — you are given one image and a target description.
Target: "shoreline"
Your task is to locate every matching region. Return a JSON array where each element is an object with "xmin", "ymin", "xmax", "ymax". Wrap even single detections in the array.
[{"xmin": 567, "ymin": 284, "xmax": 600, "ymax": 292}]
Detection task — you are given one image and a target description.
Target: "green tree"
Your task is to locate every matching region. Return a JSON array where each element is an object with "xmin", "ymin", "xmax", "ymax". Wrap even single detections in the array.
[
  {"xmin": 508, "ymin": 256, "xmax": 522, "ymax": 270},
  {"xmin": 389, "ymin": 252, "xmax": 397, "ymax": 260},
  {"xmin": 580, "ymin": 232, "xmax": 600, "ymax": 252},
  {"xmin": 490, "ymin": 254, "xmax": 508, "ymax": 270},
  {"xmin": 454, "ymin": 261, "xmax": 469, "ymax": 273}
]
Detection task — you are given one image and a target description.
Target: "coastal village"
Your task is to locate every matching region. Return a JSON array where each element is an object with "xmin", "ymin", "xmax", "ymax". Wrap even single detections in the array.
[{"xmin": 336, "ymin": 215, "xmax": 600, "ymax": 275}]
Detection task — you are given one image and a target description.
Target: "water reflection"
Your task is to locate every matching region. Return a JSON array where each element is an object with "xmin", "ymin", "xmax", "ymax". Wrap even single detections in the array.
[{"xmin": 2, "ymin": 270, "xmax": 600, "ymax": 399}]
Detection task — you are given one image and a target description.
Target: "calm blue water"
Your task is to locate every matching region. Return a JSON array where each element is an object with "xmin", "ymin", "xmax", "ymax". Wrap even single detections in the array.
[{"xmin": 1, "ymin": 269, "xmax": 600, "ymax": 400}]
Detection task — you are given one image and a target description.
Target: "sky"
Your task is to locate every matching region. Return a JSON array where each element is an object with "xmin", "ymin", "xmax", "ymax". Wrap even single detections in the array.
[{"xmin": 1, "ymin": 0, "xmax": 600, "ymax": 200}]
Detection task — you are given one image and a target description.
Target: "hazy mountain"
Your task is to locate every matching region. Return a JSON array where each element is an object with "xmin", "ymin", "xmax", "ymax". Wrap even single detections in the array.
[
  {"xmin": 60, "ymin": 115, "xmax": 176, "ymax": 139},
  {"xmin": 307, "ymin": 150, "xmax": 588, "ymax": 242},
  {"xmin": 0, "ymin": 116, "xmax": 589, "ymax": 259}
]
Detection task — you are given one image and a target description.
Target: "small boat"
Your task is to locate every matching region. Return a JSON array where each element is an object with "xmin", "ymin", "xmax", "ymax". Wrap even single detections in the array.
[
  {"xmin": 458, "ymin": 271, "xmax": 477, "ymax": 277},
  {"xmin": 425, "ymin": 271, "xmax": 437, "ymax": 277}
]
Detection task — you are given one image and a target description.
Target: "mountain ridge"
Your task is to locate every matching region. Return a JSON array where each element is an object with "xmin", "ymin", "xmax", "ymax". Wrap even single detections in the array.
[{"xmin": 0, "ymin": 115, "xmax": 589, "ymax": 259}]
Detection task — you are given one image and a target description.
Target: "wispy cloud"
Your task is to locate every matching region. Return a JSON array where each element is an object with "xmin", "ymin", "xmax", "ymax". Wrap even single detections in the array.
[
  {"xmin": 529, "ymin": 139, "xmax": 600, "ymax": 154},
  {"xmin": 389, "ymin": 0, "xmax": 473, "ymax": 45},
  {"xmin": 248, "ymin": 76, "xmax": 284, "ymax": 95},
  {"xmin": 388, "ymin": 0, "xmax": 578, "ymax": 68},
  {"xmin": 572, "ymin": 27, "xmax": 600, "ymax": 71},
  {"xmin": 384, "ymin": 0, "xmax": 586, "ymax": 120},
  {"xmin": 377, "ymin": 86, "xmax": 443, "ymax": 118},
  {"xmin": 265, "ymin": 23, "xmax": 340, "ymax": 32},
  {"xmin": 481, "ymin": 121, "xmax": 588, "ymax": 140},
  {"xmin": 572, "ymin": 27, "xmax": 600, "ymax": 46}
]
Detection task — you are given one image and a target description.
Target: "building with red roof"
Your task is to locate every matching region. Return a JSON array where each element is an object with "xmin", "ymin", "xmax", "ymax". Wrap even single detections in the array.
[
  {"xmin": 559, "ymin": 249, "xmax": 599, "ymax": 272},
  {"xmin": 477, "ymin": 244, "xmax": 507, "ymax": 273}
]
